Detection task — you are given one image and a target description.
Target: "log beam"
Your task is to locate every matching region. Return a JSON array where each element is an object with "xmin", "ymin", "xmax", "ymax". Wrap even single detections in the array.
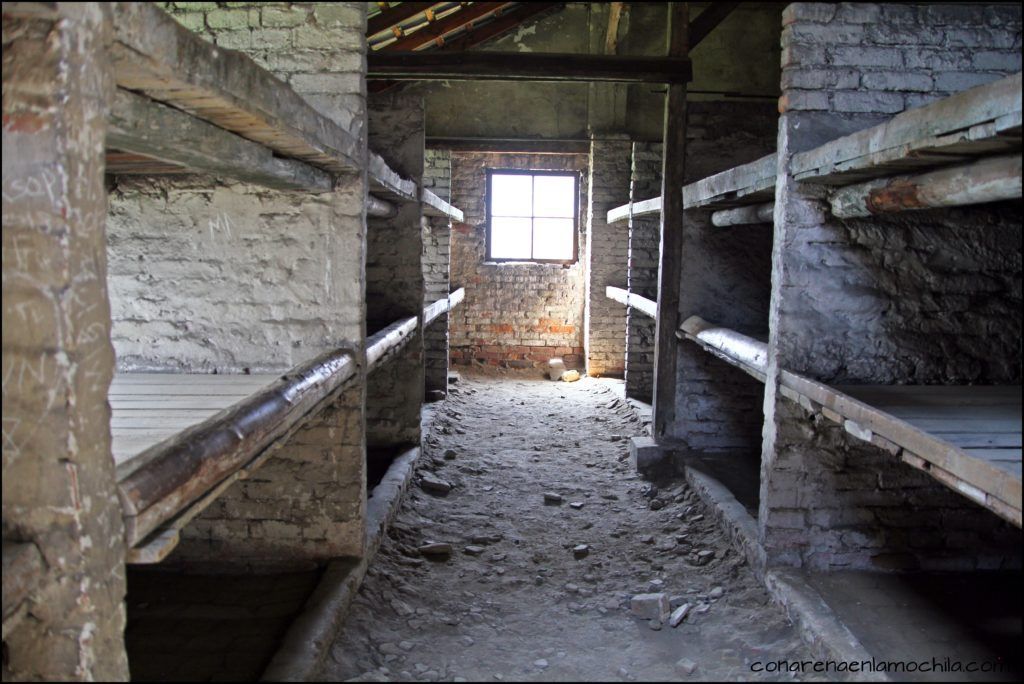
[
  {"xmin": 107, "ymin": 89, "xmax": 333, "ymax": 192},
  {"xmin": 367, "ymin": 194, "xmax": 399, "ymax": 218},
  {"xmin": 367, "ymin": 316, "xmax": 420, "ymax": 370},
  {"xmin": 605, "ymin": 286, "xmax": 657, "ymax": 319},
  {"xmin": 368, "ymin": 51, "xmax": 692, "ymax": 84},
  {"xmin": 829, "ymin": 154, "xmax": 1022, "ymax": 218},
  {"xmin": 368, "ymin": 2, "xmax": 438, "ymax": 37},
  {"xmin": 382, "ymin": 2, "xmax": 513, "ymax": 51},
  {"xmin": 711, "ymin": 202, "xmax": 775, "ymax": 227},
  {"xmin": 423, "ymin": 288, "xmax": 466, "ymax": 327},
  {"xmin": 689, "ymin": 2, "xmax": 740, "ymax": 49}
]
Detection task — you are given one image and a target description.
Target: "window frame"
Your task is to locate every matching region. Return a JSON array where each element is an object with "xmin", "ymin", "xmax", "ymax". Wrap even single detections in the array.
[{"xmin": 485, "ymin": 168, "xmax": 580, "ymax": 264}]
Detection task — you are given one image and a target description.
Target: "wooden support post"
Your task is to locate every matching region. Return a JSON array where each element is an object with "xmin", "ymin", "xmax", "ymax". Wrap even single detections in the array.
[
  {"xmin": 711, "ymin": 202, "xmax": 775, "ymax": 227},
  {"xmin": 829, "ymin": 154, "xmax": 1022, "ymax": 218},
  {"xmin": 652, "ymin": 3, "xmax": 689, "ymax": 439}
]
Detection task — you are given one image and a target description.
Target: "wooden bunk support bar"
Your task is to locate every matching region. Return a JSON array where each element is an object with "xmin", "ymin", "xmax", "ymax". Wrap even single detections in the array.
[
  {"xmin": 777, "ymin": 374, "xmax": 1022, "ymax": 527},
  {"xmin": 108, "ymin": 89, "xmax": 333, "ymax": 193},
  {"xmin": 423, "ymin": 288, "xmax": 466, "ymax": 327},
  {"xmin": 711, "ymin": 202, "xmax": 774, "ymax": 227},
  {"xmin": 117, "ymin": 349, "xmax": 358, "ymax": 548},
  {"xmin": 676, "ymin": 315, "xmax": 768, "ymax": 382},
  {"xmin": 605, "ymin": 286, "xmax": 657, "ymax": 318},
  {"xmin": 829, "ymin": 154, "xmax": 1022, "ymax": 218},
  {"xmin": 607, "ymin": 196, "xmax": 662, "ymax": 224},
  {"xmin": 367, "ymin": 316, "xmax": 420, "ymax": 370}
]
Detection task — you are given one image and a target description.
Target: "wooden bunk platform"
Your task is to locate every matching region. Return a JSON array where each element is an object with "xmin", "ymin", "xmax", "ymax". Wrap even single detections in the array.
[
  {"xmin": 791, "ymin": 72, "xmax": 1022, "ymax": 185},
  {"xmin": 676, "ymin": 315, "xmax": 1023, "ymax": 527}
]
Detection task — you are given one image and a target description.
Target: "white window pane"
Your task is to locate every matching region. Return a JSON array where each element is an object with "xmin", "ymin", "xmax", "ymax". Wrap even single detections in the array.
[
  {"xmin": 491, "ymin": 174, "xmax": 533, "ymax": 217},
  {"xmin": 533, "ymin": 175, "xmax": 575, "ymax": 217},
  {"xmin": 491, "ymin": 217, "xmax": 533, "ymax": 259},
  {"xmin": 532, "ymin": 218, "xmax": 574, "ymax": 260}
]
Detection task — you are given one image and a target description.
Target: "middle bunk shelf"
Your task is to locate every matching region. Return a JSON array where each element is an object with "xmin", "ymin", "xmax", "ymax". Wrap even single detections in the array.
[
  {"xmin": 676, "ymin": 315, "xmax": 1022, "ymax": 529},
  {"xmin": 114, "ymin": 288, "xmax": 466, "ymax": 564}
]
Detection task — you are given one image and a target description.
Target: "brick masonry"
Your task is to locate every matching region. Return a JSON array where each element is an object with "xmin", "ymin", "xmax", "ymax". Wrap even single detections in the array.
[
  {"xmin": 762, "ymin": 2, "xmax": 1023, "ymax": 571},
  {"xmin": 624, "ymin": 143, "xmax": 661, "ymax": 402},
  {"xmin": 585, "ymin": 136, "xmax": 632, "ymax": 378},
  {"xmin": 116, "ymin": 1, "xmax": 370, "ymax": 566},
  {"xmin": 449, "ymin": 152, "xmax": 589, "ymax": 370},
  {"xmin": 423, "ymin": 150, "xmax": 452, "ymax": 394},
  {"xmin": 1, "ymin": 4, "xmax": 130, "ymax": 679}
]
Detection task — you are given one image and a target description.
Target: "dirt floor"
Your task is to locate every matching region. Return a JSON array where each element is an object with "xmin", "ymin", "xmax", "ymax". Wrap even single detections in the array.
[{"xmin": 322, "ymin": 372, "xmax": 820, "ymax": 682}]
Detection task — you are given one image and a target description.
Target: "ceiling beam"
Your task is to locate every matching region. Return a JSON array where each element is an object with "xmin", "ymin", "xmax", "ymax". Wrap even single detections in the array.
[
  {"xmin": 382, "ymin": 2, "xmax": 513, "ymax": 51},
  {"xmin": 689, "ymin": 1, "xmax": 740, "ymax": 50},
  {"xmin": 367, "ymin": 2, "xmax": 439, "ymax": 37},
  {"xmin": 604, "ymin": 2, "xmax": 624, "ymax": 55},
  {"xmin": 368, "ymin": 51, "xmax": 692, "ymax": 83}
]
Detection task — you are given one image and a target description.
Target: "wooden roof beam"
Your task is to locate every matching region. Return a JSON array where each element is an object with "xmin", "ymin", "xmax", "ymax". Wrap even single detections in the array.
[
  {"xmin": 368, "ymin": 51, "xmax": 692, "ymax": 83},
  {"xmin": 689, "ymin": 2, "xmax": 740, "ymax": 50},
  {"xmin": 382, "ymin": 2, "xmax": 513, "ymax": 51},
  {"xmin": 367, "ymin": 2, "xmax": 440, "ymax": 37}
]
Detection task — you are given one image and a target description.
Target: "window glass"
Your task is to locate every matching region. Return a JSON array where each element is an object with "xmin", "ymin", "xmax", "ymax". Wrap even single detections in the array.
[{"xmin": 488, "ymin": 171, "xmax": 577, "ymax": 262}]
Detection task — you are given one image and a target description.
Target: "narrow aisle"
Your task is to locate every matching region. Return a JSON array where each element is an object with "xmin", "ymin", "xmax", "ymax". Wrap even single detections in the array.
[{"xmin": 323, "ymin": 374, "xmax": 817, "ymax": 682}]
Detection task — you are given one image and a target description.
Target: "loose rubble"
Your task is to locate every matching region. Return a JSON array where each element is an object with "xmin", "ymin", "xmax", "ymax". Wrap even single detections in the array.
[{"xmin": 323, "ymin": 373, "xmax": 820, "ymax": 682}]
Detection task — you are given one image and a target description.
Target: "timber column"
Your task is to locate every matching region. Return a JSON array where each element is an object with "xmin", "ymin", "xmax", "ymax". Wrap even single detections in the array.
[
  {"xmin": 2, "ymin": 3, "xmax": 129, "ymax": 679},
  {"xmin": 651, "ymin": 3, "xmax": 689, "ymax": 439}
]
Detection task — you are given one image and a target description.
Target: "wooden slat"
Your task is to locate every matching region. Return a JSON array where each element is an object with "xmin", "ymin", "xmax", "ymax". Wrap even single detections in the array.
[
  {"xmin": 682, "ymin": 153, "xmax": 777, "ymax": 209},
  {"xmin": 607, "ymin": 196, "xmax": 662, "ymax": 224},
  {"xmin": 368, "ymin": 51, "xmax": 693, "ymax": 84},
  {"xmin": 421, "ymin": 187, "xmax": 464, "ymax": 221},
  {"xmin": 116, "ymin": 350, "xmax": 359, "ymax": 546},
  {"xmin": 791, "ymin": 72, "xmax": 1022, "ymax": 185},
  {"xmin": 107, "ymin": 89, "xmax": 333, "ymax": 192},
  {"xmin": 367, "ymin": 2, "xmax": 439, "ymax": 37},
  {"xmin": 605, "ymin": 286, "xmax": 657, "ymax": 319},
  {"xmin": 110, "ymin": 2, "xmax": 361, "ymax": 174}
]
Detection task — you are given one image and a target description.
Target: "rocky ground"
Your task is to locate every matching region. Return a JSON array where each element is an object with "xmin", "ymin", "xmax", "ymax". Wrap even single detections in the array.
[{"xmin": 322, "ymin": 372, "xmax": 820, "ymax": 682}]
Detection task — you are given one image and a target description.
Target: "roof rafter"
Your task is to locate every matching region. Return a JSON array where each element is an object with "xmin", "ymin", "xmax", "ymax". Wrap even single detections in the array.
[
  {"xmin": 382, "ymin": 1, "xmax": 513, "ymax": 51},
  {"xmin": 367, "ymin": 2, "xmax": 440, "ymax": 38},
  {"xmin": 689, "ymin": 1, "xmax": 741, "ymax": 50}
]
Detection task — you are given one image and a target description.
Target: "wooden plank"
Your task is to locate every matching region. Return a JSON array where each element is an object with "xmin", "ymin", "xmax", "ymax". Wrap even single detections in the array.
[
  {"xmin": 368, "ymin": 51, "xmax": 693, "ymax": 84},
  {"xmin": 605, "ymin": 286, "xmax": 657, "ymax": 319},
  {"xmin": 676, "ymin": 315, "xmax": 768, "ymax": 383},
  {"xmin": 779, "ymin": 373, "xmax": 1021, "ymax": 524},
  {"xmin": 107, "ymin": 89, "xmax": 333, "ymax": 192},
  {"xmin": 421, "ymin": 187, "xmax": 464, "ymax": 221},
  {"xmin": 791, "ymin": 72, "xmax": 1022, "ymax": 184},
  {"xmin": 383, "ymin": 3, "xmax": 513, "ymax": 51},
  {"xmin": 369, "ymin": 150, "xmax": 419, "ymax": 202},
  {"xmin": 829, "ymin": 154, "xmax": 1021, "ymax": 217},
  {"xmin": 117, "ymin": 350, "xmax": 358, "ymax": 546},
  {"xmin": 607, "ymin": 196, "xmax": 662, "ymax": 224},
  {"xmin": 652, "ymin": 3, "xmax": 689, "ymax": 439},
  {"xmin": 423, "ymin": 287, "xmax": 466, "ymax": 327},
  {"xmin": 110, "ymin": 2, "xmax": 361, "ymax": 174},
  {"xmin": 682, "ymin": 153, "xmax": 777, "ymax": 209}
]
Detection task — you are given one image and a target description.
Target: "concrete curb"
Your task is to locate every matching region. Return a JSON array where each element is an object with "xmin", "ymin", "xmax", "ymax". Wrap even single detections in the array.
[
  {"xmin": 682, "ymin": 464, "xmax": 885, "ymax": 682},
  {"xmin": 261, "ymin": 447, "xmax": 420, "ymax": 682}
]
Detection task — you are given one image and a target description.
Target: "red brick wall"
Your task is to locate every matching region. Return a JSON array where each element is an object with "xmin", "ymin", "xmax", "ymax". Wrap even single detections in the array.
[{"xmin": 448, "ymin": 152, "xmax": 589, "ymax": 370}]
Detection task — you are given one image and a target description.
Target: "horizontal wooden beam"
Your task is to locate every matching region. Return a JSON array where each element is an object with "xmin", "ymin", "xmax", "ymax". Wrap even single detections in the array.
[
  {"xmin": 421, "ymin": 188, "xmax": 464, "ymax": 221},
  {"xmin": 423, "ymin": 288, "xmax": 466, "ymax": 327},
  {"xmin": 117, "ymin": 349, "xmax": 358, "ymax": 547},
  {"xmin": 677, "ymin": 315, "xmax": 768, "ymax": 383},
  {"xmin": 368, "ymin": 51, "xmax": 692, "ymax": 83},
  {"xmin": 110, "ymin": 2, "xmax": 361, "ymax": 174},
  {"xmin": 107, "ymin": 89, "xmax": 333, "ymax": 192},
  {"xmin": 368, "ymin": 151, "xmax": 419, "ymax": 201},
  {"xmin": 426, "ymin": 137, "xmax": 588, "ymax": 154},
  {"xmin": 605, "ymin": 286, "xmax": 657, "ymax": 319},
  {"xmin": 607, "ymin": 196, "xmax": 663, "ymax": 223},
  {"xmin": 829, "ymin": 154, "xmax": 1021, "ymax": 218},
  {"xmin": 367, "ymin": 316, "xmax": 420, "ymax": 370}
]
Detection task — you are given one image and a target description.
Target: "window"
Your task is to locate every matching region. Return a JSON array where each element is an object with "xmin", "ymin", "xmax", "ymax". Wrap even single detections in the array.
[{"xmin": 486, "ymin": 170, "xmax": 579, "ymax": 262}]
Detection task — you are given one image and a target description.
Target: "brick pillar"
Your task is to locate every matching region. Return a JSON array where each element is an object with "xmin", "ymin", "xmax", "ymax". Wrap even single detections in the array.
[
  {"xmin": 2, "ymin": 3, "xmax": 129, "ymax": 679},
  {"xmin": 423, "ymin": 150, "xmax": 452, "ymax": 396},
  {"xmin": 585, "ymin": 135, "xmax": 632, "ymax": 378},
  {"xmin": 625, "ymin": 143, "xmax": 662, "ymax": 401}
]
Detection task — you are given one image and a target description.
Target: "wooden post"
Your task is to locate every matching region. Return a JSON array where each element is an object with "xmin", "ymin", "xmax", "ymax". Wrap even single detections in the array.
[{"xmin": 652, "ymin": 2, "xmax": 689, "ymax": 439}]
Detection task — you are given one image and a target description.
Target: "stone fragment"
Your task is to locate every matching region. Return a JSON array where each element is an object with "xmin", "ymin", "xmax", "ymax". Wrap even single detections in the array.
[
  {"xmin": 543, "ymin": 492, "xmax": 564, "ymax": 505},
  {"xmin": 709, "ymin": 586, "xmax": 724, "ymax": 599},
  {"xmin": 420, "ymin": 473, "xmax": 453, "ymax": 495},
  {"xmin": 418, "ymin": 542, "xmax": 453, "ymax": 557},
  {"xmin": 562, "ymin": 370, "xmax": 581, "ymax": 382},
  {"xmin": 534, "ymin": 659, "xmax": 549, "ymax": 669},
  {"xmin": 648, "ymin": 619, "xmax": 663, "ymax": 631},
  {"xmin": 669, "ymin": 603, "xmax": 691, "ymax": 627},
  {"xmin": 676, "ymin": 658, "xmax": 698, "ymax": 675},
  {"xmin": 379, "ymin": 642, "xmax": 403, "ymax": 656},
  {"xmin": 399, "ymin": 641, "xmax": 414, "ymax": 651},
  {"xmin": 548, "ymin": 358, "xmax": 566, "ymax": 381},
  {"xmin": 693, "ymin": 549, "xmax": 714, "ymax": 565},
  {"xmin": 630, "ymin": 592, "xmax": 670, "ymax": 621},
  {"xmin": 640, "ymin": 535, "xmax": 655, "ymax": 544},
  {"xmin": 648, "ymin": 579, "xmax": 664, "ymax": 591},
  {"xmin": 649, "ymin": 498, "xmax": 665, "ymax": 510},
  {"xmin": 443, "ymin": 449, "xmax": 458, "ymax": 460},
  {"xmin": 569, "ymin": 501, "xmax": 584, "ymax": 509},
  {"xmin": 573, "ymin": 544, "xmax": 590, "ymax": 559},
  {"xmin": 464, "ymin": 545, "xmax": 485, "ymax": 556}
]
